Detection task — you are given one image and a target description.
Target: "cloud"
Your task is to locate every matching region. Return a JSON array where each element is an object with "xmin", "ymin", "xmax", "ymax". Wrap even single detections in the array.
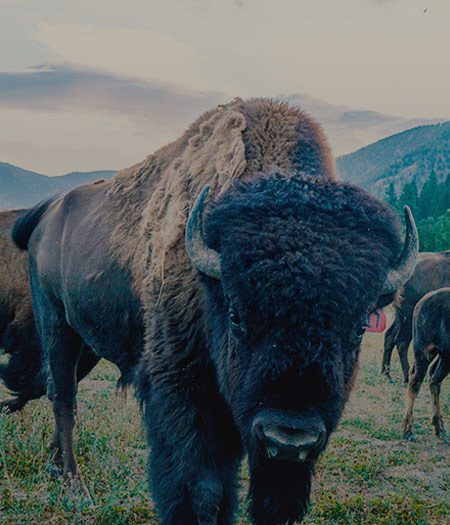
[
  {"xmin": 0, "ymin": 64, "xmax": 226, "ymax": 174},
  {"xmin": 0, "ymin": 63, "xmax": 225, "ymax": 131},
  {"xmin": 34, "ymin": 23, "xmax": 210, "ymax": 92}
]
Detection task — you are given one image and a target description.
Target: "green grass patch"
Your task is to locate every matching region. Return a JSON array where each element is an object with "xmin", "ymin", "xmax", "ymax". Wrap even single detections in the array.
[{"xmin": 1, "ymin": 326, "xmax": 449, "ymax": 523}]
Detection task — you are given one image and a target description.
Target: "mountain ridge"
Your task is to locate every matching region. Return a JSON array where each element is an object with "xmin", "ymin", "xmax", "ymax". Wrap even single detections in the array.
[
  {"xmin": 2, "ymin": 118, "xmax": 449, "ymax": 210},
  {"xmin": 337, "ymin": 121, "xmax": 450, "ymax": 198},
  {"xmin": 0, "ymin": 162, "xmax": 116, "ymax": 210}
]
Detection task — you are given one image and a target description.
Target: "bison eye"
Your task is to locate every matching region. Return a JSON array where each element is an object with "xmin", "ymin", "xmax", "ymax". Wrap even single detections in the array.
[
  {"xmin": 230, "ymin": 310, "xmax": 241, "ymax": 327},
  {"xmin": 229, "ymin": 306, "xmax": 245, "ymax": 333},
  {"xmin": 356, "ymin": 325, "xmax": 366, "ymax": 337}
]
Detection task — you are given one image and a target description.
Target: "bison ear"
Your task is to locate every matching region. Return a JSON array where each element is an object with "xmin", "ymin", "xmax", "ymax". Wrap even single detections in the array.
[
  {"xmin": 185, "ymin": 185, "xmax": 222, "ymax": 279},
  {"xmin": 381, "ymin": 206, "xmax": 418, "ymax": 295}
]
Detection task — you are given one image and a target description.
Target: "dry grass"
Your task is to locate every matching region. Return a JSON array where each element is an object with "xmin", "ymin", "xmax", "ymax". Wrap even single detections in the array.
[{"xmin": 1, "ymin": 317, "xmax": 448, "ymax": 524}]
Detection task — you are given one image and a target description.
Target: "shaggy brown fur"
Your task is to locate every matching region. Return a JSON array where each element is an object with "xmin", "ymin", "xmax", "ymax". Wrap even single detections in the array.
[
  {"xmin": 0, "ymin": 210, "xmax": 30, "ymax": 332},
  {"xmin": 0, "ymin": 210, "xmax": 42, "ymax": 411},
  {"xmin": 107, "ymin": 98, "xmax": 336, "ymax": 334}
]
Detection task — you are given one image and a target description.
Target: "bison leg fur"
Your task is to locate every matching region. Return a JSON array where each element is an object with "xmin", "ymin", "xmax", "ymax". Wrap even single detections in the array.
[
  {"xmin": 142, "ymin": 351, "xmax": 241, "ymax": 524},
  {"xmin": 403, "ymin": 348, "xmax": 433, "ymax": 440},
  {"xmin": 402, "ymin": 360, "xmax": 427, "ymax": 440},
  {"xmin": 429, "ymin": 357, "xmax": 449, "ymax": 437},
  {"xmin": 397, "ymin": 336, "xmax": 412, "ymax": 384},
  {"xmin": 146, "ymin": 405, "xmax": 240, "ymax": 525},
  {"xmin": 147, "ymin": 425, "xmax": 240, "ymax": 525},
  {"xmin": 381, "ymin": 319, "xmax": 399, "ymax": 380},
  {"xmin": 38, "ymin": 311, "xmax": 82, "ymax": 480}
]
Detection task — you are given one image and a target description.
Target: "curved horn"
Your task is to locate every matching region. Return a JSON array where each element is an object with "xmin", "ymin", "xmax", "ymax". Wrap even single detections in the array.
[
  {"xmin": 185, "ymin": 185, "xmax": 222, "ymax": 279},
  {"xmin": 381, "ymin": 206, "xmax": 419, "ymax": 295}
]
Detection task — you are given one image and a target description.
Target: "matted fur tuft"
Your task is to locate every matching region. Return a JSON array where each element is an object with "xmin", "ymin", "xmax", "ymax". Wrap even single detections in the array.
[{"xmin": 106, "ymin": 98, "xmax": 337, "ymax": 348}]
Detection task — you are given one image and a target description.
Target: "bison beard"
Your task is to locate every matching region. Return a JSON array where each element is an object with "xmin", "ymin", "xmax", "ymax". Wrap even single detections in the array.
[{"xmin": 248, "ymin": 455, "xmax": 313, "ymax": 524}]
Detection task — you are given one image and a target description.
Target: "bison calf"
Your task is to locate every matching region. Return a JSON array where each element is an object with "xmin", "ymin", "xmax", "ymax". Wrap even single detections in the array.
[{"xmin": 402, "ymin": 287, "xmax": 450, "ymax": 440}]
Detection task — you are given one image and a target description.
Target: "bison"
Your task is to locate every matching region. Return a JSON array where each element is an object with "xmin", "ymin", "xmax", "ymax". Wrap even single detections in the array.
[
  {"xmin": 0, "ymin": 209, "xmax": 44, "ymax": 413},
  {"xmin": 12, "ymin": 98, "xmax": 418, "ymax": 524},
  {"xmin": 382, "ymin": 251, "xmax": 450, "ymax": 382},
  {"xmin": 0, "ymin": 209, "xmax": 99, "ymax": 413},
  {"xmin": 402, "ymin": 287, "xmax": 449, "ymax": 440}
]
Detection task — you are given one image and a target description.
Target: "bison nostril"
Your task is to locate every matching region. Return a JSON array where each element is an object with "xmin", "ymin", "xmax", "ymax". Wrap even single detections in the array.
[
  {"xmin": 263, "ymin": 427, "xmax": 321, "ymax": 448},
  {"xmin": 298, "ymin": 449, "xmax": 308, "ymax": 462},
  {"xmin": 253, "ymin": 416, "xmax": 326, "ymax": 462},
  {"xmin": 267, "ymin": 446, "xmax": 278, "ymax": 458}
]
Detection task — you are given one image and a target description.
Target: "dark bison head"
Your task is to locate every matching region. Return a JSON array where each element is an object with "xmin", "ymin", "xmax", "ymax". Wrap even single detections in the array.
[{"xmin": 186, "ymin": 173, "xmax": 417, "ymax": 524}]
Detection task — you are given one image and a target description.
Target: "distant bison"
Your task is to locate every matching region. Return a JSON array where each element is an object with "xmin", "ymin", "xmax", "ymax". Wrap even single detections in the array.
[
  {"xmin": 0, "ymin": 209, "xmax": 99, "ymax": 413},
  {"xmin": 0, "ymin": 209, "xmax": 43, "ymax": 413},
  {"xmin": 382, "ymin": 251, "xmax": 450, "ymax": 382},
  {"xmin": 402, "ymin": 287, "xmax": 449, "ymax": 440},
  {"xmin": 13, "ymin": 98, "xmax": 418, "ymax": 524}
]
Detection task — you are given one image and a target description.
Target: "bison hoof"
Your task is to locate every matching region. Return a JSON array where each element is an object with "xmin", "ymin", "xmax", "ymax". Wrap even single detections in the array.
[
  {"xmin": 0, "ymin": 397, "xmax": 28, "ymax": 413},
  {"xmin": 403, "ymin": 430, "xmax": 415, "ymax": 442},
  {"xmin": 63, "ymin": 476, "xmax": 92, "ymax": 503},
  {"xmin": 432, "ymin": 416, "xmax": 446, "ymax": 438},
  {"xmin": 47, "ymin": 465, "xmax": 64, "ymax": 478},
  {"xmin": 381, "ymin": 372, "xmax": 395, "ymax": 384}
]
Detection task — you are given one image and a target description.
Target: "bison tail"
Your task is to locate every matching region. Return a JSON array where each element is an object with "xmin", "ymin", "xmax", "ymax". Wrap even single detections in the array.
[{"xmin": 12, "ymin": 198, "xmax": 54, "ymax": 250}]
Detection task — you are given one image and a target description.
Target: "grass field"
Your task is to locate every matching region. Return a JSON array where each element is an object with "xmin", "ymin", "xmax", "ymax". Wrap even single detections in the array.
[{"xmin": 0, "ymin": 320, "xmax": 448, "ymax": 524}]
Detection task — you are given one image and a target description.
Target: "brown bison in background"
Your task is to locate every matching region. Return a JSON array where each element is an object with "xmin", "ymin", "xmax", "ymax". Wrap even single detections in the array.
[
  {"xmin": 12, "ymin": 98, "xmax": 418, "ymax": 525},
  {"xmin": 382, "ymin": 251, "xmax": 450, "ymax": 382},
  {"xmin": 0, "ymin": 209, "xmax": 44, "ymax": 412},
  {"xmin": 0, "ymin": 209, "xmax": 99, "ymax": 412},
  {"xmin": 402, "ymin": 287, "xmax": 449, "ymax": 440}
]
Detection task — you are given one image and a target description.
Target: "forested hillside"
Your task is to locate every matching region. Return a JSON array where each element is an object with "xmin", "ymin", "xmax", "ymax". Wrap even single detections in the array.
[
  {"xmin": 337, "ymin": 121, "xmax": 450, "ymax": 198},
  {"xmin": 337, "ymin": 122, "xmax": 450, "ymax": 251}
]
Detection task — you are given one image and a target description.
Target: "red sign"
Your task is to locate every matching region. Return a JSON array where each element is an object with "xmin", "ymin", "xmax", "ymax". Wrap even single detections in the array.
[{"xmin": 365, "ymin": 309, "xmax": 387, "ymax": 333}]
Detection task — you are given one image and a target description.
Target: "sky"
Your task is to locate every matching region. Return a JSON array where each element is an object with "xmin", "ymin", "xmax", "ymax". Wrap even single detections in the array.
[{"xmin": 0, "ymin": 0, "xmax": 449, "ymax": 175}]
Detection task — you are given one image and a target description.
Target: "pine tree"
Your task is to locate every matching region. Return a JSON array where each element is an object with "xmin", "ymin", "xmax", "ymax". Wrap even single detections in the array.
[
  {"xmin": 398, "ymin": 180, "xmax": 419, "ymax": 218},
  {"xmin": 417, "ymin": 217, "xmax": 435, "ymax": 251},
  {"xmin": 437, "ymin": 173, "xmax": 450, "ymax": 216},
  {"xmin": 418, "ymin": 170, "xmax": 439, "ymax": 220},
  {"xmin": 431, "ymin": 210, "xmax": 450, "ymax": 251},
  {"xmin": 384, "ymin": 183, "xmax": 397, "ymax": 210},
  {"xmin": 384, "ymin": 175, "xmax": 450, "ymax": 253}
]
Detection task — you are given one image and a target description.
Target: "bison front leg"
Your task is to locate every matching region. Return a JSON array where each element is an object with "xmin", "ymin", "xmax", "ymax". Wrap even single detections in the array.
[
  {"xmin": 50, "ymin": 345, "xmax": 81, "ymax": 479},
  {"xmin": 142, "ymin": 360, "xmax": 241, "ymax": 525},
  {"xmin": 402, "ymin": 356, "xmax": 431, "ymax": 440},
  {"xmin": 381, "ymin": 318, "xmax": 399, "ymax": 380},
  {"xmin": 397, "ymin": 337, "xmax": 412, "ymax": 384},
  {"xmin": 429, "ymin": 357, "xmax": 449, "ymax": 437},
  {"xmin": 37, "ymin": 308, "xmax": 82, "ymax": 480}
]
